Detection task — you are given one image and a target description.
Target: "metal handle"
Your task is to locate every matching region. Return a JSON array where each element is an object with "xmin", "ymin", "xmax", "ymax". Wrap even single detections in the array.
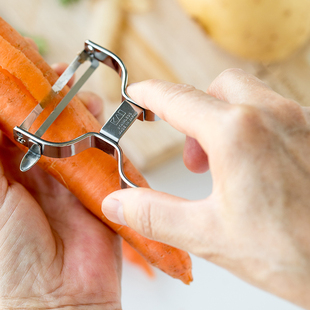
[
  {"xmin": 14, "ymin": 40, "xmax": 157, "ymax": 188},
  {"xmin": 14, "ymin": 127, "xmax": 138, "ymax": 188}
]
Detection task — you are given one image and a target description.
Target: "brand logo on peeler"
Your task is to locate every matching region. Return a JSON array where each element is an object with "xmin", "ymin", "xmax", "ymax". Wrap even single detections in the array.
[{"xmin": 110, "ymin": 109, "xmax": 126, "ymax": 125}]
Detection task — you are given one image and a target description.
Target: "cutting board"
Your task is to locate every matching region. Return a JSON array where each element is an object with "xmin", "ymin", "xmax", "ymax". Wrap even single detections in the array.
[{"xmin": 1, "ymin": 0, "xmax": 310, "ymax": 170}]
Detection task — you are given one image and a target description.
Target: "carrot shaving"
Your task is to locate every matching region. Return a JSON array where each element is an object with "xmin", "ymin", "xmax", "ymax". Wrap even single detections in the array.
[{"xmin": 0, "ymin": 35, "xmax": 51, "ymax": 102}]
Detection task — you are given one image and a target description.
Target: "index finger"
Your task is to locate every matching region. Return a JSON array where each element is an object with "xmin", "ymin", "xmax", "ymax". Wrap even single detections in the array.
[{"xmin": 127, "ymin": 79, "xmax": 229, "ymax": 140}]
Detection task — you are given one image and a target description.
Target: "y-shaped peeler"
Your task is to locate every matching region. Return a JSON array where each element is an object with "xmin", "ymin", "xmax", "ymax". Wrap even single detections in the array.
[{"xmin": 13, "ymin": 40, "xmax": 157, "ymax": 188}]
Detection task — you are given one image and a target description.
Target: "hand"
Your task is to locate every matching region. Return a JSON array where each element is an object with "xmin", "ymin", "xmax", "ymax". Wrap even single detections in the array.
[
  {"xmin": 0, "ymin": 63, "xmax": 121, "ymax": 309},
  {"xmin": 102, "ymin": 69, "xmax": 310, "ymax": 309}
]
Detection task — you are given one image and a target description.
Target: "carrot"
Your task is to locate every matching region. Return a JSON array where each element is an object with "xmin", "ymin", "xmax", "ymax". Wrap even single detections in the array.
[
  {"xmin": 0, "ymin": 35, "xmax": 51, "ymax": 102},
  {"xmin": 0, "ymin": 17, "xmax": 192, "ymax": 284},
  {"xmin": 122, "ymin": 240, "xmax": 155, "ymax": 278}
]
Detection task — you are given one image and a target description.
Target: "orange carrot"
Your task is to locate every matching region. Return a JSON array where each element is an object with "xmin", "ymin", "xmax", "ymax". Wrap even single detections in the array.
[
  {"xmin": 0, "ymin": 17, "xmax": 192, "ymax": 284},
  {"xmin": 122, "ymin": 240, "xmax": 155, "ymax": 278},
  {"xmin": 0, "ymin": 35, "xmax": 51, "ymax": 102}
]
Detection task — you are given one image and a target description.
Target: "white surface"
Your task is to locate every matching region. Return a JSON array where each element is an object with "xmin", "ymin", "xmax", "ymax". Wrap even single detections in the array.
[{"xmin": 121, "ymin": 155, "xmax": 302, "ymax": 310}]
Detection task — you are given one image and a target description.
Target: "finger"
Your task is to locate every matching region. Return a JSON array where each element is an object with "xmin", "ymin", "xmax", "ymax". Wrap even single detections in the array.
[
  {"xmin": 51, "ymin": 63, "xmax": 75, "ymax": 88},
  {"xmin": 76, "ymin": 91, "xmax": 103, "ymax": 118},
  {"xmin": 0, "ymin": 131, "xmax": 16, "ymax": 149},
  {"xmin": 127, "ymin": 80, "xmax": 229, "ymax": 141},
  {"xmin": 183, "ymin": 136, "xmax": 209, "ymax": 173},
  {"xmin": 207, "ymin": 68, "xmax": 283, "ymax": 106},
  {"xmin": 101, "ymin": 188, "xmax": 218, "ymax": 256},
  {"xmin": 301, "ymin": 106, "xmax": 310, "ymax": 123}
]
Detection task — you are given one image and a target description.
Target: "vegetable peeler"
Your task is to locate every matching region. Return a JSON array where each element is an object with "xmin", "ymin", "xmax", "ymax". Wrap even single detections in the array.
[{"xmin": 13, "ymin": 40, "xmax": 157, "ymax": 189}]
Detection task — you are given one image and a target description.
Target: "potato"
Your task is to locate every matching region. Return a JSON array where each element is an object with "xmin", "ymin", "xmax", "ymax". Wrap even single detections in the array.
[{"xmin": 177, "ymin": 0, "xmax": 310, "ymax": 62}]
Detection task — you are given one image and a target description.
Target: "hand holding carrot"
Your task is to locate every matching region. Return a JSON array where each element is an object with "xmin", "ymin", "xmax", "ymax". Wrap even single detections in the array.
[
  {"xmin": 0, "ymin": 64, "xmax": 122, "ymax": 310},
  {"xmin": 102, "ymin": 69, "xmax": 310, "ymax": 309}
]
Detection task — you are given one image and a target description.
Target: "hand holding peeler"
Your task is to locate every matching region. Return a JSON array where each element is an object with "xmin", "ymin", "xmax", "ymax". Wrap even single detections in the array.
[{"xmin": 13, "ymin": 40, "xmax": 157, "ymax": 189}]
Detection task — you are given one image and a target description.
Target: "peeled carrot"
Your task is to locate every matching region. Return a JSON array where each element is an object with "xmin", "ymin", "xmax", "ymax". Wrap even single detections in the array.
[{"xmin": 0, "ymin": 17, "xmax": 192, "ymax": 284}]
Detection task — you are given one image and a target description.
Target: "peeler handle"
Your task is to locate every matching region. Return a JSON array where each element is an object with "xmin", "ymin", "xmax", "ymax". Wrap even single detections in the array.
[
  {"xmin": 14, "ymin": 127, "xmax": 139, "ymax": 188},
  {"xmin": 14, "ymin": 39, "xmax": 158, "ymax": 188},
  {"xmin": 84, "ymin": 40, "xmax": 157, "ymax": 122}
]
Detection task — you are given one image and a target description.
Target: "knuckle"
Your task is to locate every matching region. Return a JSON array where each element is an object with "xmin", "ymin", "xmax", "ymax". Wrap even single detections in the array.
[
  {"xmin": 165, "ymin": 83, "xmax": 197, "ymax": 103},
  {"xmin": 228, "ymin": 105, "xmax": 263, "ymax": 136},
  {"xmin": 221, "ymin": 105, "xmax": 273, "ymax": 150},
  {"xmin": 219, "ymin": 68, "xmax": 245, "ymax": 79},
  {"xmin": 279, "ymin": 98, "xmax": 306, "ymax": 123},
  {"xmin": 213, "ymin": 68, "xmax": 245, "ymax": 86}
]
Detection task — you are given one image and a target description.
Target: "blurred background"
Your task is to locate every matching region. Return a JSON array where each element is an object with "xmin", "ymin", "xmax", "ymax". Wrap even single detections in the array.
[{"xmin": 1, "ymin": 0, "xmax": 309, "ymax": 308}]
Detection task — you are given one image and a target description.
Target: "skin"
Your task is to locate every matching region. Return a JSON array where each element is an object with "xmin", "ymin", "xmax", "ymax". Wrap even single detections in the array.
[
  {"xmin": 102, "ymin": 69, "xmax": 310, "ymax": 309},
  {"xmin": 0, "ymin": 62, "xmax": 122, "ymax": 309}
]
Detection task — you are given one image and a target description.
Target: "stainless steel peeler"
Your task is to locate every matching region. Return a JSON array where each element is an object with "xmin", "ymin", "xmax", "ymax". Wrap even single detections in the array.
[{"xmin": 13, "ymin": 40, "xmax": 157, "ymax": 188}]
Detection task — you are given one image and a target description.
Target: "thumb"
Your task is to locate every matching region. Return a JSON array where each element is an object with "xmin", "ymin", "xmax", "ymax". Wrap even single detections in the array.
[{"xmin": 102, "ymin": 188, "xmax": 216, "ymax": 255}]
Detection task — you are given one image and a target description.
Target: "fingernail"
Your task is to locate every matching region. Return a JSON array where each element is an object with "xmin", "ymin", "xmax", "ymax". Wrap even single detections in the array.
[{"xmin": 102, "ymin": 198, "xmax": 127, "ymax": 226}]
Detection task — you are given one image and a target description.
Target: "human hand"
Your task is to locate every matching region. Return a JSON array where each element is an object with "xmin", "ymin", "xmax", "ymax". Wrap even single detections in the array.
[
  {"xmin": 102, "ymin": 69, "xmax": 310, "ymax": 309},
  {"xmin": 0, "ymin": 63, "xmax": 121, "ymax": 309}
]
